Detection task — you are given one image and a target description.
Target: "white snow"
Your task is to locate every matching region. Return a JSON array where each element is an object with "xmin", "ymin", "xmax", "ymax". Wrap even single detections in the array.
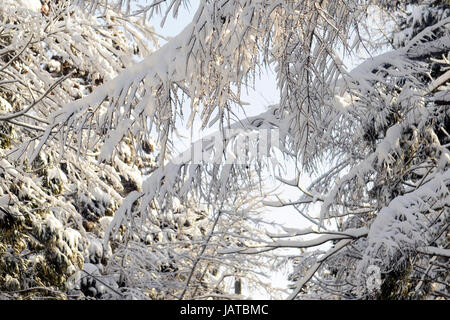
[
  {"xmin": 0, "ymin": 195, "xmax": 10, "ymax": 207},
  {"xmin": 98, "ymin": 216, "xmax": 113, "ymax": 232},
  {"xmin": 332, "ymin": 94, "xmax": 352, "ymax": 113},
  {"xmin": 47, "ymin": 167, "xmax": 68, "ymax": 184},
  {"xmin": 16, "ymin": 0, "xmax": 41, "ymax": 12},
  {"xmin": 63, "ymin": 228, "xmax": 82, "ymax": 250},
  {"xmin": 0, "ymin": 97, "xmax": 13, "ymax": 112},
  {"xmin": 44, "ymin": 213, "xmax": 63, "ymax": 234},
  {"xmin": 87, "ymin": 237, "xmax": 103, "ymax": 263},
  {"xmin": 417, "ymin": 246, "xmax": 450, "ymax": 258}
]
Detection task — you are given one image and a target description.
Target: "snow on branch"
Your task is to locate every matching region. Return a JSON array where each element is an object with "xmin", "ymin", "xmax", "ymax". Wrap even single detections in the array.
[
  {"xmin": 287, "ymin": 238, "xmax": 353, "ymax": 300},
  {"xmin": 417, "ymin": 246, "xmax": 450, "ymax": 258},
  {"xmin": 104, "ymin": 106, "xmax": 290, "ymax": 242},
  {"xmin": 25, "ymin": 0, "xmax": 365, "ymax": 173},
  {"xmin": 358, "ymin": 168, "xmax": 449, "ymax": 276}
]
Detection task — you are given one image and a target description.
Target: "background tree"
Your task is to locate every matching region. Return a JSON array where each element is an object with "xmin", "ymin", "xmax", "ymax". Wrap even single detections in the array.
[{"xmin": 273, "ymin": 0, "xmax": 450, "ymax": 299}]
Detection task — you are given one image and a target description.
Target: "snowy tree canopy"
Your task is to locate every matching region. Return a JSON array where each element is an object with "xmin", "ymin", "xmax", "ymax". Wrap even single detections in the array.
[{"xmin": 0, "ymin": 0, "xmax": 448, "ymax": 300}]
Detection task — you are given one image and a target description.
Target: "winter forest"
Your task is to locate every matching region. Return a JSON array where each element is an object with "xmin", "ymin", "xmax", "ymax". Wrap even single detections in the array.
[{"xmin": 0, "ymin": 0, "xmax": 448, "ymax": 300}]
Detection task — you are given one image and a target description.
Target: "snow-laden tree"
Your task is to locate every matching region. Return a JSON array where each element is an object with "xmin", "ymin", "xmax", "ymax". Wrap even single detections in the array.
[
  {"xmin": 1, "ymin": 0, "xmax": 448, "ymax": 300},
  {"xmin": 0, "ymin": 0, "xmax": 166, "ymax": 299},
  {"xmin": 0, "ymin": 0, "xmax": 277, "ymax": 300},
  {"xmin": 272, "ymin": 1, "xmax": 450, "ymax": 299}
]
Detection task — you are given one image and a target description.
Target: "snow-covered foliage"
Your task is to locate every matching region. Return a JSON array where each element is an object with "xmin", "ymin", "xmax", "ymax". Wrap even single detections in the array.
[
  {"xmin": 0, "ymin": 0, "xmax": 270, "ymax": 300},
  {"xmin": 1, "ymin": 0, "xmax": 448, "ymax": 300},
  {"xmin": 282, "ymin": 0, "xmax": 450, "ymax": 299}
]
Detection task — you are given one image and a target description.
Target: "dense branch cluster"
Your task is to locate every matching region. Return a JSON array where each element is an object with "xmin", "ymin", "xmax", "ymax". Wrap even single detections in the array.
[
  {"xmin": 0, "ymin": 0, "xmax": 272, "ymax": 300},
  {"xmin": 0, "ymin": 0, "xmax": 448, "ymax": 300}
]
